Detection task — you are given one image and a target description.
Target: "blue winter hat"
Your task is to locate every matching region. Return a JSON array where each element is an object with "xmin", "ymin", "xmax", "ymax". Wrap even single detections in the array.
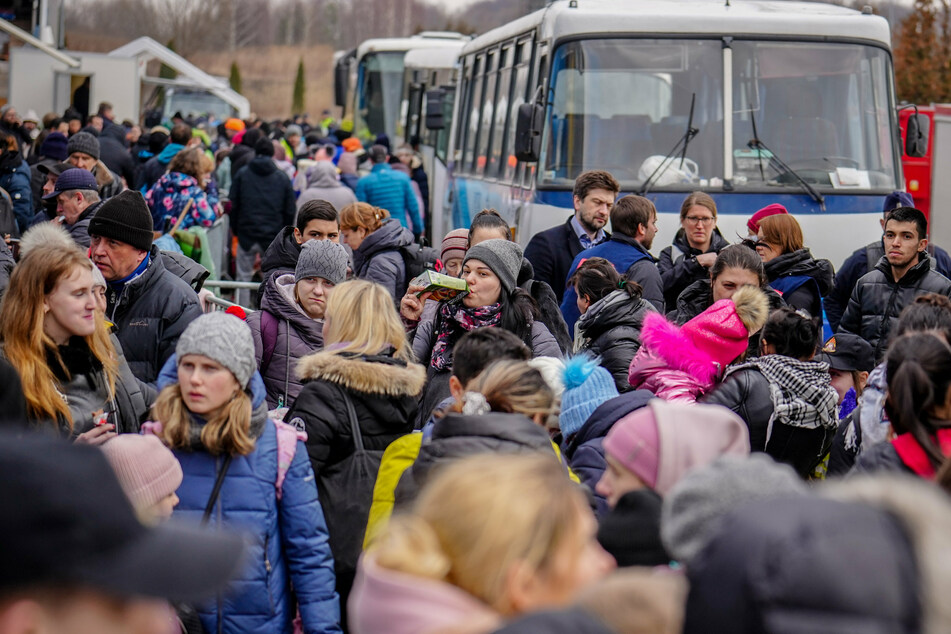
[
  {"xmin": 883, "ymin": 191, "xmax": 914, "ymax": 213},
  {"xmin": 559, "ymin": 355, "xmax": 619, "ymax": 438}
]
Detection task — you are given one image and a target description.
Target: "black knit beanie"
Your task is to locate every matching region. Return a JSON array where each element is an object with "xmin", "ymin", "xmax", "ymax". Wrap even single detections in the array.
[{"xmin": 88, "ymin": 190, "xmax": 154, "ymax": 252}]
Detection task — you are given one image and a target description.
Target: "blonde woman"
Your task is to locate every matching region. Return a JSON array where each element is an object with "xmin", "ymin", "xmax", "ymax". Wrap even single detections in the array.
[
  {"xmin": 287, "ymin": 279, "xmax": 426, "ymax": 625},
  {"xmin": 0, "ymin": 243, "xmax": 144, "ymax": 440},
  {"xmin": 351, "ymin": 453, "xmax": 616, "ymax": 634},
  {"xmin": 152, "ymin": 311, "xmax": 341, "ymax": 633},
  {"xmin": 339, "ymin": 201, "xmax": 415, "ymax": 299}
]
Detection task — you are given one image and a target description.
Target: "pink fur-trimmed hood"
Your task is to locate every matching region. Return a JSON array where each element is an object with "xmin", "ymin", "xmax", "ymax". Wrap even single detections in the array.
[{"xmin": 638, "ymin": 312, "xmax": 721, "ymax": 388}]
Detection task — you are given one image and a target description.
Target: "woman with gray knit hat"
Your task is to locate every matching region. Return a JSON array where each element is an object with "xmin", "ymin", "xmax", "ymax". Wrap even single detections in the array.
[
  {"xmin": 151, "ymin": 311, "xmax": 342, "ymax": 633},
  {"xmin": 403, "ymin": 237, "xmax": 562, "ymax": 423},
  {"xmin": 247, "ymin": 239, "xmax": 350, "ymax": 409}
]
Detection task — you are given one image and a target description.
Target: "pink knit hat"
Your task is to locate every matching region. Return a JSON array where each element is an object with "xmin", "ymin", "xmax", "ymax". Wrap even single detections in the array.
[
  {"xmin": 638, "ymin": 286, "xmax": 770, "ymax": 388},
  {"xmin": 101, "ymin": 435, "xmax": 183, "ymax": 509},
  {"xmin": 747, "ymin": 203, "xmax": 788, "ymax": 234},
  {"xmin": 441, "ymin": 228, "xmax": 469, "ymax": 262},
  {"xmin": 603, "ymin": 400, "xmax": 750, "ymax": 496}
]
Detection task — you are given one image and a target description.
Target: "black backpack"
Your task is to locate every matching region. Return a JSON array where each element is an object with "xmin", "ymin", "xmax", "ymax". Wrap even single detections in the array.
[{"xmin": 399, "ymin": 242, "xmax": 440, "ymax": 281}]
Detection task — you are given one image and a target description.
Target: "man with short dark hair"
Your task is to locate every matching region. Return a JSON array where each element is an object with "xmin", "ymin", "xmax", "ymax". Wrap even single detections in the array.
[
  {"xmin": 355, "ymin": 144, "xmax": 423, "ymax": 237},
  {"xmin": 41, "ymin": 167, "xmax": 102, "ymax": 247},
  {"xmin": 0, "ymin": 434, "xmax": 243, "ymax": 634},
  {"xmin": 560, "ymin": 194, "xmax": 664, "ymax": 331},
  {"xmin": 838, "ymin": 206, "xmax": 951, "ymax": 360},
  {"xmin": 826, "ymin": 191, "xmax": 951, "ymax": 331},
  {"xmin": 89, "ymin": 190, "xmax": 202, "ymax": 385},
  {"xmin": 525, "ymin": 169, "xmax": 618, "ymax": 302}
]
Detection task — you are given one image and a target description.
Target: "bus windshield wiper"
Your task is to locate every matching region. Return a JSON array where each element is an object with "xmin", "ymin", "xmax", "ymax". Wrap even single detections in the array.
[
  {"xmin": 747, "ymin": 137, "xmax": 825, "ymax": 209},
  {"xmin": 639, "ymin": 93, "xmax": 698, "ymax": 196}
]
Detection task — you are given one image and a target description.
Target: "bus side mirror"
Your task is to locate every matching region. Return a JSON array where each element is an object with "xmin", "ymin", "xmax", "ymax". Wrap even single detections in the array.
[
  {"xmin": 514, "ymin": 102, "xmax": 543, "ymax": 162},
  {"xmin": 334, "ymin": 63, "xmax": 348, "ymax": 108},
  {"xmin": 425, "ymin": 89, "xmax": 445, "ymax": 130},
  {"xmin": 905, "ymin": 113, "xmax": 929, "ymax": 158}
]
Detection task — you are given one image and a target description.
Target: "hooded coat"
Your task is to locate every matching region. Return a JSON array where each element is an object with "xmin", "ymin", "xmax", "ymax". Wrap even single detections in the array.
[
  {"xmin": 296, "ymin": 162, "xmax": 358, "ymax": 216},
  {"xmin": 838, "ymin": 252, "xmax": 951, "ymax": 361},
  {"xmin": 658, "ymin": 227, "xmax": 730, "ymax": 309},
  {"xmin": 563, "ymin": 389, "xmax": 654, "ymax": 516},
  {"xmin": 145, "ymin": 171, "xmax": 216, "ymax": 231},
  {"xmin": 230, "ymin": 155, "xmax": 296, "ymax": 250},
  {"xmin": 246, "ymin": 273, "xmax": 325, "ymax": 409},
  {"xmin": 352, "ymin": 218, "xmax": 414, "ymax": 299},
  {"xmin": 763, "ymin": 247, "xmax": 834, "ymax": 318},
  {"xmin": 393, "ymin": 411, "xmax": 556, "ymax": 506},
  {"xmin": 575, "ymin": 289, "xmax": 655, "ymax": 392},
  {"xmin": 261, "ymin": 226, "xmax": 303, "ymax": 280},
  {"xmin": 166, "ymin": 362, "xmax": 342, "ymax": 634}
]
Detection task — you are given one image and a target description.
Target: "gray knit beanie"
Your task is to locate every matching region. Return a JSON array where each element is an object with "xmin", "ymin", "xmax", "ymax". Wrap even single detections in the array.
[
  {"xmin": 295, "ymin": 239, "xmax": 349, "ymax": 284},
  {"xmin": 463, "ymin": 238, "xmax": 523, "ymax": 293},
  {"xmin": 175, "ymin": 312, "xmax": 256, "ymax": 389},
  {"xmin": 660, "ymin": 454, "xmax": 808, "ymax": 566},
  {"xmin": 67, "ymin": 131, "xmax": 100, "ymax": 160}
]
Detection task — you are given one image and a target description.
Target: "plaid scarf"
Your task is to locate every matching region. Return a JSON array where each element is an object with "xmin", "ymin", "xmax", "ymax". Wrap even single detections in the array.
[
  {"xmin": 429, "ymin": 302, "xmax": 503, "ymax": 371},
  {"xmin": 728, "ymin": 355, "xmax": 838, "ymax": 436}
]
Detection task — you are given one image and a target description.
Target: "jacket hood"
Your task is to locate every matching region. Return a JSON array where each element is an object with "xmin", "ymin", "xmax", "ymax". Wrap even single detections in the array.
[
  {"xmin": 874, "ymin": 250, "xmax": 936, "ymax": 285},
  {"xmin": 260, "ymin": 273, "xmax": 324, "ymax": 346},
  {"xmin": 157, "ymin": 143, "xmax": 184, "ymax": 164},
  {"xmin": 296, "ymin": 349, "xmax": 425, "ymax": 397},
  {"xmin": 349, "ymin": 553, "xmax": 500, "ymax": 634},
  {"xmin": 357, "ymin": 218, "xmax": 414, "ymax": 260},
  {"xmin": 249, "ymin": 155, "xmax": 278, "ymax": 176},
  {"xmin": 102, "ymin": 124, "xmax": 127, "ymax": 145},
  {"xmin": 564, "ymin": 389, "xmax": 654, "ymax": 458},
  {"xmin": 764, "ymin": 248, "xmax": 834, "ymax": 295},
  {"xmin": 518, "ymin": 257, "xmax": 535, "ymax": 286},
  {"xmin": 261, "ymin": 226, "xmax": 302, "ymax": 277},
  {"xmin": 0, "ymin": 149, "xmax": 22, "ymax": 172},
  {"xmin": 306, "ymin": 161, "xmax": 342, "ymax": 189},
  {"xmin": 577, "ymin": 289, "xmax": 653, "ymax": 339}
]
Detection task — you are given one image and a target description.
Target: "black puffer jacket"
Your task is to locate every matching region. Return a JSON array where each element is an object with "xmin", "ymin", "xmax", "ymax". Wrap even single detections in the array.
[
  {"xmin": 287, "ymin": 349, "xmax": 425, "ymax": 475},
  {"xmin": 105, "ymin": 246, "xmax": 202, "ymax": 386},
  {"xmin": 261, "ymin": 226, "xmax": 302, "ymax": 280},
  {"xmin": 230, "ymin": 155, "xmax": 296, "ymax": 250},
  {"xmin": 658, "ymin": 228, "xmax": 729, "ymax": 308},
  {"xmin": 394, "ymin": 411, "xmax": 554, "ymax": 506},
  {"xmin": 763, "ymin": 248, "xmax": 834, "ymax": 318},
  {"xmin": 158, "ymin": 250, "xmax": 209, "ymax": 292},
  {"xmin": 246, "ymin": 273, "xmax": 324, "ymax": 409},
  {"xmin": 838, "ymin": 253, "xmax": 951, "ymax": 361},
  {"xmin": 575, "ymin": 289, "xmax": 654, "ymax": 392},
  {"xmin": 702, "ymin": 362, "xmax": 835, "ymax": 477}
]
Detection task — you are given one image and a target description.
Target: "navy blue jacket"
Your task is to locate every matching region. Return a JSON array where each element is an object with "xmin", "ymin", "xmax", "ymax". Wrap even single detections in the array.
[
  {"xmin": 167, "ymin": 362, "xmax": 342, "ymax": 634},
  {"xmin": 563, "ymin": 389, "xmax": 654, "ymax": 517},
  {"xmin": 524, "ymin": 217, "xmax": 593, "ymax": 303},
  {"xmin": 560, "ymin": 233, "xmax": 664, "ymax": 332},
  {"xmin": 231, "ymin": 156, "xmax": 297, "ymax": 250}
]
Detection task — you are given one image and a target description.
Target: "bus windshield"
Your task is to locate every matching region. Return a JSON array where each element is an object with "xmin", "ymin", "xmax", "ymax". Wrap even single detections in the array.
[
  {"xmin": 542, "ymin": 38, "xmax": 898, "ymax": 192},
  {"xmin": 356, "ymin": 51, "xmax": 406, "ymax": 141}
]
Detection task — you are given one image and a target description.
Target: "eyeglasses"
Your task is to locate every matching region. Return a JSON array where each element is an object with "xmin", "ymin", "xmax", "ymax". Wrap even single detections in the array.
[{"xmin": 684, "ymin": 216, "xmax": 715, "ymax": 226}]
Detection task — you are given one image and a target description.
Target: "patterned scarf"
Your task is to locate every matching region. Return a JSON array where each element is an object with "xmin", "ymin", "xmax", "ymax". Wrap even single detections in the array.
[
  {"xmin": 727, "ymin": 355, "xmax": 838, "ymax": 436},
  {"xmin": 429, "ymin": 302, "xmax": 503, "ymax": 371}
]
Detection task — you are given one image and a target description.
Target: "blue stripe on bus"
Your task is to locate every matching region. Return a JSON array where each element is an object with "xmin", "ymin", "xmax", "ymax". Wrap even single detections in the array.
[{"xmin": 534, "ymin": 189, "xmax": 887, "ymax": 214}]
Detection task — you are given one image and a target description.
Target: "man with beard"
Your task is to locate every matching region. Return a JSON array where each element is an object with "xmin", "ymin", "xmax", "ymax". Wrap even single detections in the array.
[
  {"xmin": 525, "ymin": 169, "xmax": 618, "ymax": 303},
  {"xmin": 839, "ymin": 206, "xmax": 951, "ymax": 360},
  {"xmin": 560, "ymin": 194, "xmax": 664, "ymax": 331}
]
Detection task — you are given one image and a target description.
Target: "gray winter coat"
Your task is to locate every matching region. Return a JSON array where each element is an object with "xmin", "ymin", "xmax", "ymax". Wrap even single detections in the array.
[
  {"xmin": 574, "ymin": 289, "xmax": 654, "ymax": 392},
  {"xmin": 353, "ymin": 218, "xmax": 414, "ymax": 299},
  {"xmin": 246, "ymin": 273, "xmax": 324, "ymax": 409},
  {"xmin": 838, "ymin": 252, "xmax": 951, "ymax": 360},
  {"xmin": 295, "ymin": 161, "xmax": 357, "ymax": 217}
]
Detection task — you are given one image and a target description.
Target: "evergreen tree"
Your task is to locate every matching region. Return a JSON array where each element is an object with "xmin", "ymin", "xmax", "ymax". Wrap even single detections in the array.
[
  {"xmin": 292, "ymin": 58, "xmax": 306, "ymax": 114},
  {"xmin": 160, "ymin": 39, "xmax": 178, "ymax": 80},
  {"xmin": 229, "ymin": 61, "xmax": 243, "ymax": 94},
  {"xmin": 895, "ymin": 0, "xmax": 941, "ymax": 103}
]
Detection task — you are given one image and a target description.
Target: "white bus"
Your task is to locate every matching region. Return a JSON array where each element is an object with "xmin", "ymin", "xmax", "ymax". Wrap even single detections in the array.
[
  {"xmin": 440, "ymin": 0, "xmax": 921, "ymax": 268},
  {"xmin": 334, "ymin": 32, "xmax": 469, "ymax": 145}
]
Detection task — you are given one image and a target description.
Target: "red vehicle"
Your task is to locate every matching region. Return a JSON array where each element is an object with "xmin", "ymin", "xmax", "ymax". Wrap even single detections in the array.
[{"xmin": 899, "ymin": 105, "xmax": 934, "ymax": 219}]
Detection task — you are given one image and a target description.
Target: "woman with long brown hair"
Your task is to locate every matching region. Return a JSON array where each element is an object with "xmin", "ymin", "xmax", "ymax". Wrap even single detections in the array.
[{"xmin": 0, "ymin": 240, "xmax": 143, "ymax": 440}]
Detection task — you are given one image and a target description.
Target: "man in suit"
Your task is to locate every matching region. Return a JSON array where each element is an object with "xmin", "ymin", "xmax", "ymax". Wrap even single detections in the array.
[{"xmin": 524, "ymin": 169, "xmax": 618, "ymax": 302}]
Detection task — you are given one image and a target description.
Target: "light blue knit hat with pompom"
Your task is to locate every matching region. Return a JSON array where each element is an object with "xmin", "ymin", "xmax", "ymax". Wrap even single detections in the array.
[{"xmin": 559, "ymin": 355, "xmax": 619, "ymax": 438}]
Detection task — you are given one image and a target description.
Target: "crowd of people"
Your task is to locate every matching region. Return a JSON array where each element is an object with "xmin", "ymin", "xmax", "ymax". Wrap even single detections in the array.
[{"xmin": 2, "ymin": 101, "xmax": 951, "ymax": 634}]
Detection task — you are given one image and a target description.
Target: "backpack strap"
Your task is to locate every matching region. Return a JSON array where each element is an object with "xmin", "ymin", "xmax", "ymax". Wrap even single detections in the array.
[
  {"xmin": 669, "ymin": 243, "xmax": 684, "ymax": 265},
  {"xmin": 259, "ymin": 310, "xmax": 280, "ymax": 375},
  {"xmin": 274, "ymin": 420, "xmax": 308, "ymax": 499}
]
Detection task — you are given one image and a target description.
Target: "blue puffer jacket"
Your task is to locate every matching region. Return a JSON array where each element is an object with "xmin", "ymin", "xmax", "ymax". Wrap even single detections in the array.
[
  {"xmin": 355, "ymin": 163, "xmax": 423, "ymax": 233},
  {"xmin": 0, "ymin": 151, "xmax": 33, "ymax": 232},
  {"xmin": 563, "ymin": 389, "xmax": 654, "ymax": 517},
  {"xmin": 163, "ymin": 356, "xmax": 342, "ymax": 634}
]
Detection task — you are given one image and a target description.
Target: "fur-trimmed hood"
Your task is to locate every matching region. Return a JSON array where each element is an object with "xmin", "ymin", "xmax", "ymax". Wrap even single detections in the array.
[{"xmin": 297, "ymin": 349, "xmax": 425, "ymax": 397}]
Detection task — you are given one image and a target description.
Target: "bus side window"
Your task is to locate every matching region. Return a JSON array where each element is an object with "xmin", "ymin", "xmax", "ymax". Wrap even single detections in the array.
[
  {"xmin": 505, "ymin": 39, "xmax": 533, "ymax": 182},
  {"xmin": 476, "ymin": 50, "xmax": 499, "ymax": 177},
  {"xmin": 488, "ymin": 45, "xmax": 515, "ymax": 178}
]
